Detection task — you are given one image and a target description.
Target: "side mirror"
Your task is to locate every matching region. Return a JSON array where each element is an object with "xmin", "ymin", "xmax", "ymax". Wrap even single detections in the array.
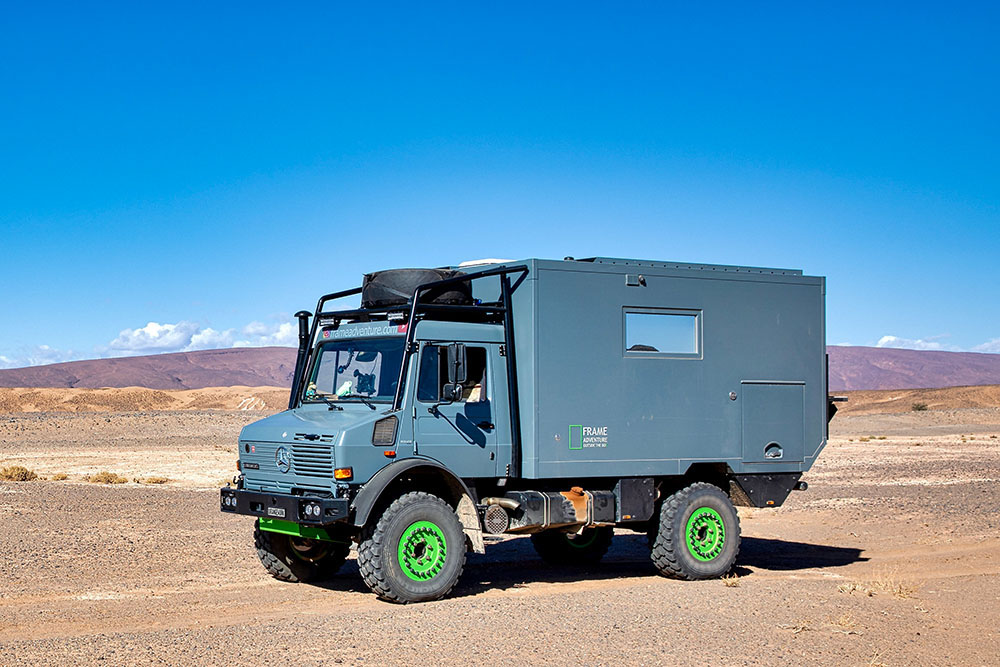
[
  {"xmin": 446, "ymin": 343, "xmax": 467, "ymax": 384},
  {"xmin": 441, "ymin": 383, "xmax": 463, "ymax": 402}
]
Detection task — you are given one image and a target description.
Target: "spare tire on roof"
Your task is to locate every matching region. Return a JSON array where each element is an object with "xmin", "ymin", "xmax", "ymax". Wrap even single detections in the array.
[{"xmin": 362, "ymin": 269, "xmax": 472, "ymax": 309}]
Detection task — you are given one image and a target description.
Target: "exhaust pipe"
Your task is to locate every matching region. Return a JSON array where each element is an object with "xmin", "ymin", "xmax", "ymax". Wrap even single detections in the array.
[{"xmin": 288, "ymin": 310, "xmax": 312, "ymax": 409}]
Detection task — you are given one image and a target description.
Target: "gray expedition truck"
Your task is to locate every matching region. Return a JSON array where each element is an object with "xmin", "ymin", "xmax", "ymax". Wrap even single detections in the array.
[{"xmin": 221, "ymin": 257, "xmax": 836, "ymax": 602}]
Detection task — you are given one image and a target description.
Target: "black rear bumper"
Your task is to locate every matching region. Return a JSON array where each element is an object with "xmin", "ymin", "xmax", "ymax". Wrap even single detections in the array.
[{"xmin": 220, "ymin": 487, "xmax": 350, "ymax": 525}]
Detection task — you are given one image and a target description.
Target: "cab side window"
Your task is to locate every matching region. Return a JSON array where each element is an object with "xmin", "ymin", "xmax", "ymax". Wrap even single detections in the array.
[
  {"xmin": 416, "ymin": 345, "xmax": 487, "ymax": 403},
  {"xmin": 462, "ymin": 347, "xmax": 487, "ymax": 402},
  {"xmin": 416, "ymin": 345, "xmax": 440, "ymax": 402}
]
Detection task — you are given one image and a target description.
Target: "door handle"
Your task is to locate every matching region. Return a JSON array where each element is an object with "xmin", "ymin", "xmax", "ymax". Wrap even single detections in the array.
[{"xmin": 477, "ymin": 421, "xmax": 494, "ymax": 430}]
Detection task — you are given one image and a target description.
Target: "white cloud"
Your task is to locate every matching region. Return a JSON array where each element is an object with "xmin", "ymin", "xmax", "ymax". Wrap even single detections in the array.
[
  {"xmin": 107, "ymin": 319, "xmax": 297, "ymax": 356},
  {"xmin": 187, "ymin": 327, "xmax": 236, "ymax": 350},
  {"xmin": 874, "ymin": 334, "xmax": 962, "ymax": 352},
  {"xmin": 233, "ymin": 321, "xmax": 296, "ymax": 347},
  {"xmin": 972, "ymin": 338, "xmax": 1000, "ymax": 354},
  {"xmin": 0, "ymin": 317, "xmax": 299, "ymax": 369},
  {"xmin": 873, "ymin": 334, "xmax": 1000, "ymax": 354},
  {"xmin": 0, "ymin": 344, "xmax": 79, "ymax": 369},
  {"xmin": 107, "ymin": 321, "xmax": 204, "ymax": 355}
]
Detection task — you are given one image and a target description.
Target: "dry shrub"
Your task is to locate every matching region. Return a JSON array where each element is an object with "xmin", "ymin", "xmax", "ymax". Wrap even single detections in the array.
[
  {"xmin": 911, "ymin": 402, "xmax": 928, "ymax": 411},
  {"xmin": 722, "ymin": 573, "xmax": 741, "ymax": 587},
  {"xmin": 51, "ymin": 472, "xmax": 69, "ymax": 481},
  {"xmin": 777, "ymin": 620, "xmax": 812, "ymax": 634},
  {"xmin": 137, "ymin": 476, "xmax": 169, "ymax": 485},
  {"xmin": 839, "ymin": 568, "xmax": 921, "ymax": 599},
  {"xmin": 870, "ymin": 569, "xmax": 921, "ymax": 599},
  {"xmin": 868, "ymin": 650, "xmax": 888, "ymax": 667},
  {"xmin": 838, "ymin": 582, "xmax": 873, "ymax": 597},
  {"xmin": 832, "ymin": 612, "xmax": 860, "ymax": 635},
  {"xmin": 88, "ymin": 471, "xmax": 128, "ymax": 484},
  {"xmin": 0, "ymin": 465, "xmax": 38, "ymax": 481}
]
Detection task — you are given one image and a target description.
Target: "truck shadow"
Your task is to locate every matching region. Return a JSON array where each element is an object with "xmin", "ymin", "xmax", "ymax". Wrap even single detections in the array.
[
  {"xmin": 452, "ymin": 534, "xmax": 867, "ymax": 598},
  {"xmin": 737, "ymin": 536, "xmax": 868, "ymax": 571},
  {"xmin": 311, "ymin": 534, "xmax": 867, "ymax": 598}
]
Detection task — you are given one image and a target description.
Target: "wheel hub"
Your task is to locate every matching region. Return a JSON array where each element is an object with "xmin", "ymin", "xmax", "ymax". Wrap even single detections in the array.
[
  {"xmin": 288, "ymin": 537, "xmax": 331, "ymax": 563},
  {"xmin": 685, "ymin": 507, "xmax": 726, "ymax": 561},
  {"xmin": 398, "ymin": 520, "xmax": 448, "ymax": 581}
]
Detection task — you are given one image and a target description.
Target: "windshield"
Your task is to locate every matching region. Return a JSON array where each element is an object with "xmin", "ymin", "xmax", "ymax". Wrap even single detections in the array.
[{"xmin": 303, "ymin": 337, "xmax": 405, "ymax": 404}]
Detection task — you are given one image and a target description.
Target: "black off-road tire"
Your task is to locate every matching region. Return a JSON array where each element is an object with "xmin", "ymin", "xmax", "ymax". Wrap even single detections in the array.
[
  {"xmin": 649, "ymin": 482, "xmax": 740, "ymax": 580},
  {"xmin": 253, "ymin": 520, "xmax": 351, "ymax": 583},
  {"xmin": 357, "ymin": 491, "xmax": 467, "ymax": 604},
  {"xmin": 530, "ymin": 526, "xmax": 614, "ymax": 566}
]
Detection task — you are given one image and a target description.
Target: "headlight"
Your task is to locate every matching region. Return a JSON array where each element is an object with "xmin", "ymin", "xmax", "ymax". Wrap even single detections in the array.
[{"xmin": 372, "ymin": 416, "xmax": 398, "ymax": 446}]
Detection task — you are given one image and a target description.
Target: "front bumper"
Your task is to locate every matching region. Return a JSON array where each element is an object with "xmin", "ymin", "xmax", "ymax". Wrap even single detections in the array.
[{"xmin": 220, "ymin": 487, "xmax": 350, "ymax": 525}]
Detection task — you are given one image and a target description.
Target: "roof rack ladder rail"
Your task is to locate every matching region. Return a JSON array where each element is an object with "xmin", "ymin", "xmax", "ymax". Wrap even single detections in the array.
[{"xmin": 501, "ymin": 272, "xmax": 522, "ymax": 478}]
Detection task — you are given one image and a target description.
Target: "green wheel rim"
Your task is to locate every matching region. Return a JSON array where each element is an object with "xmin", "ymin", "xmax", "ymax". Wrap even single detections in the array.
[
  {"xmin": 566, "ymin": 529, "xmax": 599, "ymax": 549},
  {"xmin": 398, "ymin": 520, "xmax": 448, "ymax": 582},
  {"xmin": 685, "ymin": 507, "xmax": 726, "ymax": 562}
]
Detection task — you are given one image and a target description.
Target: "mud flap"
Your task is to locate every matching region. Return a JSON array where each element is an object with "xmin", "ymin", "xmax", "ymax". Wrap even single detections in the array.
[{"xmin": 457, "ymin": 494, "xmax": 485, "ymax": 554}]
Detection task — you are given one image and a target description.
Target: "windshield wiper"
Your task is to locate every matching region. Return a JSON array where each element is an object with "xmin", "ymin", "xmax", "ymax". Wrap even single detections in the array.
[
  {"xmin": 314, "ymin": 394, "xmax": 343, "ymax": 411},
  {"xmin": 340, "ymin": 393, "xmax": 377, "ymax": 410}
]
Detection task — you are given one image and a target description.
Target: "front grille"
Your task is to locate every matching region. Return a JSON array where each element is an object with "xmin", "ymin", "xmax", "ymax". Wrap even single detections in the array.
[{"xmin": 292, "ymin": 442, "xmax": 333, "ymax": 479}]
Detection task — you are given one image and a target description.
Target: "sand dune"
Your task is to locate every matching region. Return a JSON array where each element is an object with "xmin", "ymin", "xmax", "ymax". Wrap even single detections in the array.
[
  {"xmin": 837, "ymin": 384, "xmax": 1000, "ymax": 415},
  {"xmin": 4, "ymin": 383, "xmax": 1000, "ymax": 415},
  {"xmin": 0, "ymin": 386, "xmax": 290, "ymax": 413}
]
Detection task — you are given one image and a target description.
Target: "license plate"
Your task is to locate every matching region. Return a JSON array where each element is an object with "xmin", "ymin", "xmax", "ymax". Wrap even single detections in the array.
[{"xmin": 267, "ymin": 507, "xmax": 286, "ymax": 518}]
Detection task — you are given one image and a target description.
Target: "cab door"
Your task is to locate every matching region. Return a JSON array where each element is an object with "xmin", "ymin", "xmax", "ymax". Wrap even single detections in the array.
[{"xmin": 413, "ymin": 342, "xmax": 501, "ymax": 478}]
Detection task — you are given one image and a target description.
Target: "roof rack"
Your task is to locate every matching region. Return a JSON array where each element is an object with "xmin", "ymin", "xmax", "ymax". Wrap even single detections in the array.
[{"xmin": 577, "ymin": 257, "xmax": 803, "ymax": 276}]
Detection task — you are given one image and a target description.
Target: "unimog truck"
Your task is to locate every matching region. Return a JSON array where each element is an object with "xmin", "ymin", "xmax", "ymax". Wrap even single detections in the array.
[{"xmin": 220, "ymin": 257, "xmax": 837, "ymax": 603}]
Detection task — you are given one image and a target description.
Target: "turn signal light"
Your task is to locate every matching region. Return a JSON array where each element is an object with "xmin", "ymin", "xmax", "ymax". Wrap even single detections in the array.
[{"xmin": 334, "ymin": 467, "xmax": 353, "ymax": 480}]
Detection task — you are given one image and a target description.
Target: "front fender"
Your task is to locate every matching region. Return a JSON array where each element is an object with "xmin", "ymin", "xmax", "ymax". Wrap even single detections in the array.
[{"xmin": 350, "ymin": 457, "xmax": 485, "ymax": 553}]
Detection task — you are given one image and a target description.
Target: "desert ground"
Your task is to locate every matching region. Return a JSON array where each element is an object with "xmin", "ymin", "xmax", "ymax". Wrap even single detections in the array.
[{"xmin": 1, "ymin": 387, "xmax": 999, "ymax": 665}]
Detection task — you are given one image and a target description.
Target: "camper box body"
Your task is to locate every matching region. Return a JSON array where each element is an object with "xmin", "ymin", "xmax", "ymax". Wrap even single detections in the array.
[{"xmin": 481, "ymin": 257, "xmax": 827, "ymax": 480}]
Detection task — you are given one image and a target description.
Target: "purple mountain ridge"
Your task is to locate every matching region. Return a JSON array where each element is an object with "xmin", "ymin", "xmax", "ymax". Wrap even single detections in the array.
[
  {"xmin": 1, "ymin": 346, "xmax": 999, "ymax": 392},
  {"xmin": 825, "ymin": 346, "xmax": 1000, "ymax": 391},
  {"xmin": 0, "ymin": 347, "xmax": 297, "ymax": 390}
]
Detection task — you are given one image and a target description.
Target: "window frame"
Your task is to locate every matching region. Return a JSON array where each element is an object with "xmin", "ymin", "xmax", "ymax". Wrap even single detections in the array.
[
  {"xmin": 415, "ymin": 343, "xmax": 490, "ymax": 403},
  {"xmin": 301, "ymin": 336, "xmax": 405, "ymax": 404},
  {"xmin": 416, "ymin": 343, "xmax": 442, "ymax": 403},
  {"xmin": 622, "ymin": 307, "xmax": 703, "ymax": 360}
]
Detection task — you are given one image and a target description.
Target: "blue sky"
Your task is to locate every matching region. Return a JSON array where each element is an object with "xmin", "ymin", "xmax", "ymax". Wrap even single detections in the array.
[{"xmin": 2, "ymin": 2, "xmax": 998, "ymax": 367}]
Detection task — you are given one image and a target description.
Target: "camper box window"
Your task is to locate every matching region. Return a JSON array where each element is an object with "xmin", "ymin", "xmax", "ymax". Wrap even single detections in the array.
[{"xmin": 624, "ymin": 308, "xmax": 702, "ymax": 358}]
